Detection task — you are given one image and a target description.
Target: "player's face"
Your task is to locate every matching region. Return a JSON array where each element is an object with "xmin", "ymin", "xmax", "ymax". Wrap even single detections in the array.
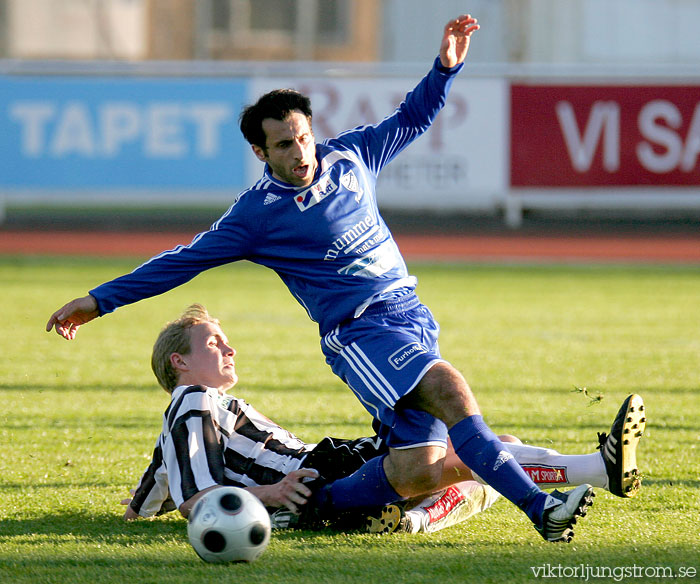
[
  {"xmin": 253, "ymin": 111, "xmax": 317, "ymax": 187},
  {"xmin": 177, "ymin": 322, "xmax": 238, "ymax": 392}
]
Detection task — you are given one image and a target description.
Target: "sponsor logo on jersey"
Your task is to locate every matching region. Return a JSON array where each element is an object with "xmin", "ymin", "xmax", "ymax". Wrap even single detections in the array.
[
  {"xmin": 263, "ymin": 193, "xmax": 281, "ymax": 205},
  {"xmin": 218, "ymin": 395, "xmax": 234, "ymax": 410},
  {"xmin": 294, "ymin": 173, "xmax": 337, "ymax": 212},
  {"xmin": 324, "ymin": 214, "xmax": 379, "ymax": 261},
  {"xmin": 336, "ymin": 240, "xmax": 398, "ymax": 278},
  {"xmin": 388, "ymin": 342, "xmax": 429, "ymax": 370},
  {"xmin": 522, "ymin": 465, "xmax": 568, "ymax": 484}
]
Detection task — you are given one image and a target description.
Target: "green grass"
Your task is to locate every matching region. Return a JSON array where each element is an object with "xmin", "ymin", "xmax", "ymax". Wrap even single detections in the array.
[{"xmin": 1, "ymin": 256, "xmax": 699, "ymax": 583}]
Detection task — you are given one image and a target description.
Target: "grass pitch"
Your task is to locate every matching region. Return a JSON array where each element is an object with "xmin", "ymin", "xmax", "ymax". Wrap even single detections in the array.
[{"xmin": 1, "ymin": 256, "xmax": 699, "ymax": 584}]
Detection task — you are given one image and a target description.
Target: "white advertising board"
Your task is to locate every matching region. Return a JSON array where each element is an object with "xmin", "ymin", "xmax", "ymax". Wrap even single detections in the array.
[{"xmin": 249, "ymin": 76, "xmax": 507, "ymax": 210}]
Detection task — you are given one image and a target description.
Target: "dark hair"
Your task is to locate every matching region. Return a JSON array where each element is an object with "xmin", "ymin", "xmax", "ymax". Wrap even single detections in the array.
[{"xmin": 239, "ymin": 89, "xmax": 313, "ymax": 149}]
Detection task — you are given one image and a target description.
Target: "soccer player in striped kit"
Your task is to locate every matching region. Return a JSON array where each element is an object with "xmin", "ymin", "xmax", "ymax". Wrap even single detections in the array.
[
  {"xmin": 120, "ymin": 303, "xmax": 501, "ymax": 532},
  {"xmin": 47, "ymin": 14, "xmax": 640, "ymax": 542},
  {"xmin": 121, "ymin": 304, "xmax": 645, "ymax": 536}
]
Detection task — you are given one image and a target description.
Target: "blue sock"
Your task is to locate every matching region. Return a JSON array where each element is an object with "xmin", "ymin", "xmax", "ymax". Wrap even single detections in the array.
[
  {"xmin": 449, "ymin": 415, "xmax": 549, "ymax": 524},
  {"xmin": 315, "ymin": 455, "xmax": 403, "ymax": 512}
]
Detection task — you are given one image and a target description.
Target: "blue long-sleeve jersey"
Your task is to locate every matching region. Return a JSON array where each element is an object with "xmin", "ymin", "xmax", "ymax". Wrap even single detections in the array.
[{"xmin": 90, "ymin": 58, "xmax": 463, "ymax": 335}]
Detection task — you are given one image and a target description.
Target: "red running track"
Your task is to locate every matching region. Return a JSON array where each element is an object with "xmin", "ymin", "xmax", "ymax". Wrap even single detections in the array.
[{"xmin": 0, "ymin": 230, "xmax": 699, "ymax": 263}]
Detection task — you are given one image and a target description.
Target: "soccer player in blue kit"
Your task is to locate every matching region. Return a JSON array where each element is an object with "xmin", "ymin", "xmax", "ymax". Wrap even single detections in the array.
[{"xmin": 46, "ymin": 14, "xmax": 595, "ymax": 542}]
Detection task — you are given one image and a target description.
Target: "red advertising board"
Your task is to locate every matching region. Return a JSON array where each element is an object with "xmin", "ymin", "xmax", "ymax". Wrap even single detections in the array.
[{"xmin": 511, "ymin": 85, "xmax": 700, "ymax": 187}]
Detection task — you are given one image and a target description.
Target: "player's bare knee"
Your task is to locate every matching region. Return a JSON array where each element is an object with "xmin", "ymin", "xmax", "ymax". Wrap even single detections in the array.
[
  {"xmin": 393, "ymin": 463, "xmax": 443, "ymax": 497},
  {"xmin": 384, "ymin": 447, "xmax": 444, "ymax": 497},
  {"xmin": 409, "ymin": 363, "xmax": 480, "ymax": 426}
]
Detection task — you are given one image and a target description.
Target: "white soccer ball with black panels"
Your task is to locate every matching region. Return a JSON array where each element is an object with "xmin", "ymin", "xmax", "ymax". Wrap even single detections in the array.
[{"xmin": 187, "ymin": 486, "xmax": 271, "ymax": 563}]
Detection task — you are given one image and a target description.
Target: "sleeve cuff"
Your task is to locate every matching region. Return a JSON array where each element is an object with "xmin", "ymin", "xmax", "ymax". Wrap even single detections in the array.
[{"xmin": 434, "ymin": 55, "xmax": 465, "ymax": 75}]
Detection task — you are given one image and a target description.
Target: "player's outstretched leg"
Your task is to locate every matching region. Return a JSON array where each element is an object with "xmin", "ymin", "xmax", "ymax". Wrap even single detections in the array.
[
  {"xmin": 412, "ymin": 363, "xmax": 597, "ymax": 543},
  {"xmin": 597, "ymin": 394, "xmax": 646, "ymax": 497},
  {"xmin": 398, "ymin": 481, "xmax": 501, "ymax": 534},
  {"xmin": 447, "ymin": 414, "xmax": 598, "ymax": 543}
]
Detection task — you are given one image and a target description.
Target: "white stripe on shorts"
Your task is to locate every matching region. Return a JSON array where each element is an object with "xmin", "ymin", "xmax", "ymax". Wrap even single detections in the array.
[
  {"xmin": 323, "ymin": 327, "xmax": 344, "ymax": 354},
  {"xmin": 342, "ymin": 342, "xmax": 400, "ymax": 408}
]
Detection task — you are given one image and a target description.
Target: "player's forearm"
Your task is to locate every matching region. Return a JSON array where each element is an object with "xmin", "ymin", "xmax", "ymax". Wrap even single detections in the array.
[
  {"xmin": 90, "ymin": 261, "xmax": 199, "ymax": 315},
  {"xmin": 89, "ymin": 230, "xmax": 239, "ymax": 315},
  {"xmin": 361, "ymin": 57, "xmax": 464, "ymax": 174},
  {"xmin": 244, "ymin": 484, "xmax": 280, "ymax": 508},
  {"xmin": 397, "ymin": 56, "xmax": 463, "ymax": 129},
  {"xmin": 128, "ymin": 442, "xmax": 172, "ymax": 517},
  {"xmin": 179, "ymin": 485, "xmax": 221, "ymax": 518}
]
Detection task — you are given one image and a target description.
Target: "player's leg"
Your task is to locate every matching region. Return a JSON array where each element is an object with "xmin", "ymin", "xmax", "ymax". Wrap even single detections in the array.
[
  {"xmin": 309, "ymin": 410, "xmax": 450, "ymax": 516},
  {"xmin": 293, "ymin": 435, "xmax": 437, "ymax": 533},
  {"xmin": 320, "ymin": 300, "xmax": 593, "ymax": 541},
  {"xmin": 300, "ymin": 435, "xmax": 388, "ymax": 482},
  {"xmin": 325, "ymin": 394, "xmax": 646, "ymax": 534},
  {"xmin": 438, "ymin": 394, "xmax": 646, "ymax": 498},
  {"xmin": 397, "ymin": 434, "xmax": 525, "ymax": 534},
  {"xmin": 400, "ymin": 480, "xmax": 501, "ymax": 534},
  {"xmin": 440, "ymin": 440, "xmax": 608, "ymax": 491},
  {"xmin": 406, "ymin": 362, "xmax": 594, "ymax": 542},
  {"xmin": 382, "ymin": 444, "xmax": 446, "ymax": 497},
  {"xmin": 316, "ymin": 301, "xmax": 451, "ymax": 513},
  {"xmin": 508, "ymin": 395, "xmax": 646, "ymax": 498}
]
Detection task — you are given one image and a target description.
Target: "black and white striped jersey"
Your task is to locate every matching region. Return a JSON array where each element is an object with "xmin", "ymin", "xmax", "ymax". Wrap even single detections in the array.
[{"xmin": 129, "ymin": 384, "xmax": 311, "ymax": 517}]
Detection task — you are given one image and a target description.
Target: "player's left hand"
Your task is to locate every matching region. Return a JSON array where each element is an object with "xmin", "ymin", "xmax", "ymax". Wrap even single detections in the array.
[
  {"xmin": 45, "ymin": 294, "xmax": 99, "ymax": 340},
  {"xmin": 120, "ymin": 489, "xmax": 140, "ymax": 521},
  {"xmin": 440, "ymin": 14, "xmax": 480, "ymax": 68}
]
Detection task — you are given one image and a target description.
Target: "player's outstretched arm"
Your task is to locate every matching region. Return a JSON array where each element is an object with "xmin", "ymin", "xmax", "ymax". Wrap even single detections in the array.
[
  {"xmin": 45, "ymin": 294, "xmax": 99, "ymax": 340},
  {"xmin": 440, "ymin": 14, "xmax": 480, "ymax": 69}
]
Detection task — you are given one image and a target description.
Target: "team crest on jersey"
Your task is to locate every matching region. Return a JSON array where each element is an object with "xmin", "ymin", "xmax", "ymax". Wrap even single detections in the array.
[
  {"xmin": 340, "ymin": 171, "xmax": 359, "ymax": 192},
  {"xmin": 294, "ymin": 173, "xmax": 337, "ymax": 212},
  {"xmin": 341, "ymin": 170, "xmax": 364, "ymax": 203}
]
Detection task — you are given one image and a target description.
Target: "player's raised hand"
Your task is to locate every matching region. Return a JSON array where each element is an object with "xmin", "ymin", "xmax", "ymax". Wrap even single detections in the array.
[
  {"xmin": 46, "ymin": 294, "xmax": 99, "ymax": 340},
  {"xmin": 440, "ymin": 14, "xmax": 480, "ymax": 69}
]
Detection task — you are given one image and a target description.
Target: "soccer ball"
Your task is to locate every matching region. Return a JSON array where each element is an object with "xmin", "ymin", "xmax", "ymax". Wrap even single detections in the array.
[{"xmin": 187, "ymin": 487, "xmax": 271, "ymax": 563}]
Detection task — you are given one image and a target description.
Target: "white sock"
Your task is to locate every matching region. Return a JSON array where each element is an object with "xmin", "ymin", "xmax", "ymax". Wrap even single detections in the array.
[{"xmin": 503, "ymin": 443, "xmax": 608, "ymax": 490}]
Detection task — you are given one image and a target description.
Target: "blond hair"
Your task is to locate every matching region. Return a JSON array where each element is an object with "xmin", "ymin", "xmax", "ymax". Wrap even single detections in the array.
[{"xmin": 151, "ymin": 304, "xmax": 220, "ymax": 393}]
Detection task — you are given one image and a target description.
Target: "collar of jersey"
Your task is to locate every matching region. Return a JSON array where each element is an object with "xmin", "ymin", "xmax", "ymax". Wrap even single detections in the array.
[{"xmin": 172, "ymin": 384, "xmax": 220, "ymax": 398}]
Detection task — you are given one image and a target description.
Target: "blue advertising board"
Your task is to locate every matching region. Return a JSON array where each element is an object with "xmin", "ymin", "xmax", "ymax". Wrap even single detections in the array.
[{"xmin": 0, "ymin": 76, "xmax": 248, "ymax": 190}]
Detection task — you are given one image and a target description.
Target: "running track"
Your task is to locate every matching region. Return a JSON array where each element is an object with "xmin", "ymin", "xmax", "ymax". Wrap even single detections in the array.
[{"xmin": 1, "ymin": 230, "xmax": 699, "ymax": 263}]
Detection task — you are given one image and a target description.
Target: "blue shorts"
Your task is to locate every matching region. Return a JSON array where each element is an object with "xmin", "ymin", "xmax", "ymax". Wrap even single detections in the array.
[{"xmin": 321, "ymin": 292, "xmax": 448, "ymax": 450}]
